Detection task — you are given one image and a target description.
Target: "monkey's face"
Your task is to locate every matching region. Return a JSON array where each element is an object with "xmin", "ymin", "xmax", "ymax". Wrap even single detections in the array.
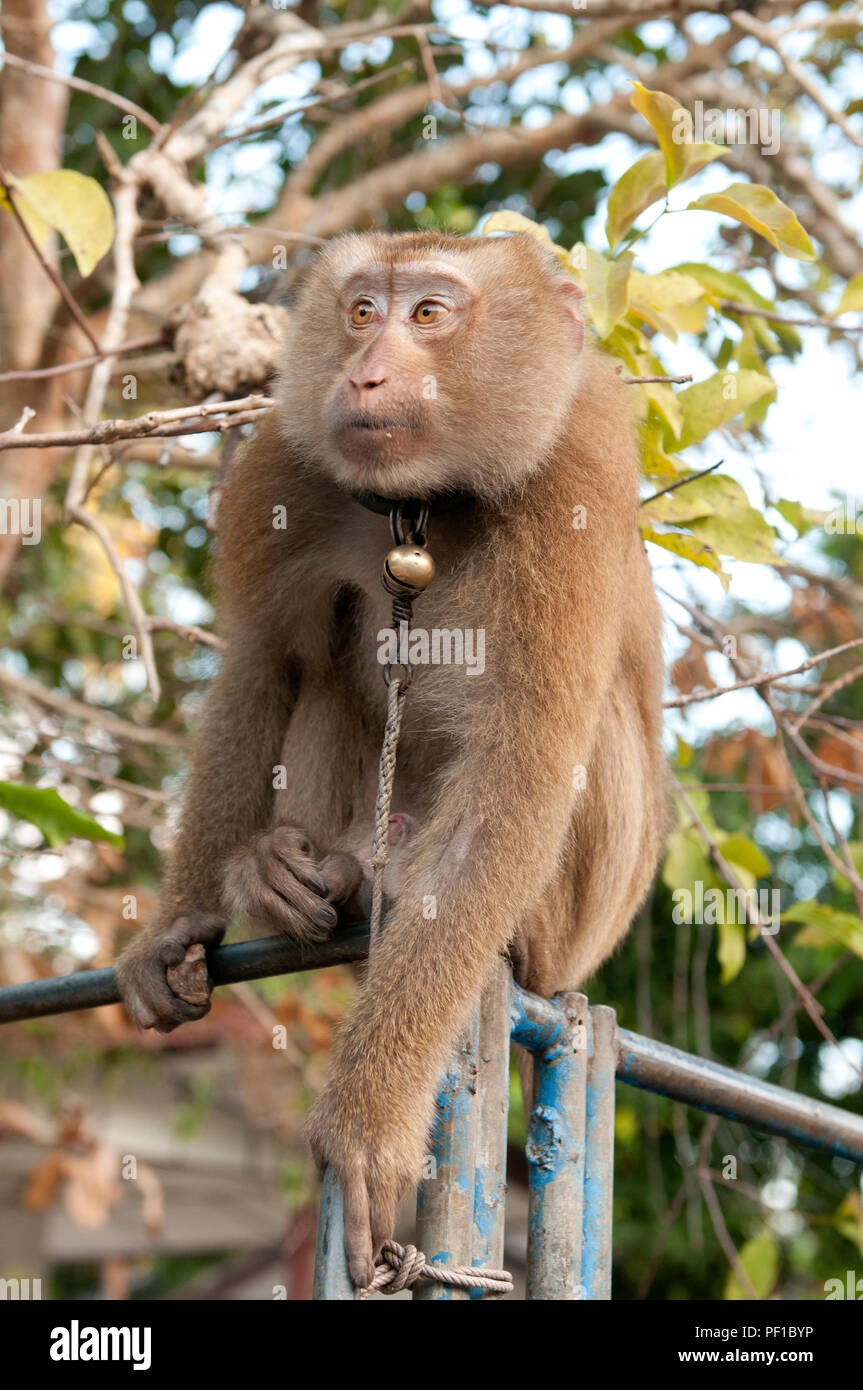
[{"xmin": 279, "ymin": 233, "xmax": 586, "ymax": 504}]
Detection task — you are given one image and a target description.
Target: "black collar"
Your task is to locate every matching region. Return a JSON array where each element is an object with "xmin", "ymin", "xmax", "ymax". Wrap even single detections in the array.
[{"xmin": 349, "ymin": 489, "xmax": 473, "ymax": 519}]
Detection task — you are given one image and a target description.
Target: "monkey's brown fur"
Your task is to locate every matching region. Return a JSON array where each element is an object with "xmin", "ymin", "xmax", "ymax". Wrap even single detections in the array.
[{"xmin": 116, "ymin": 231, "xmax": 666, "ymax": 1285}]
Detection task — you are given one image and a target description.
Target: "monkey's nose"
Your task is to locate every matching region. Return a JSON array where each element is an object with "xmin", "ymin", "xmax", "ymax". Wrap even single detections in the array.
[{"xmin": 349, "ymin": 372, "xmax": 387, "ymax": 393}]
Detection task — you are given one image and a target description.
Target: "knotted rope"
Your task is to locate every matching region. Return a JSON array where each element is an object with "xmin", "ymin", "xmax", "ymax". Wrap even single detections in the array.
[
  {"xmin": 368, "ymin": 591, "xmax": 412, "ymax": 952},
  {"xmin": 363, "ymin": 1240, "xmax": 514, "ymax": 1297}
]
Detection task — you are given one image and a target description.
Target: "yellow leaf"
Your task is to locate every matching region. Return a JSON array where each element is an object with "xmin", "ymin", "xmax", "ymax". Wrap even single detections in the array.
[
  {"xmin": 0, "ymin": 186, "xmax": 50, "ymax": 250},
  {"xmin": 687, "ymin": 182, "xmax": 815, "ymax": 261},
  {"xmin": 628, "ymin": 268, "xmax": 707, "ymax": 342},
  {"xmin": 836, "ymin": 272, "xmax": 863, "ymax": 315},
  {"xmin": 6, "ymin": 170, "xmax": 114, "ymax": 276},
  {"xmin": 605, "ymin": 150, "xmax": 667, "ymax": 247},
  {"xmin": 640, "ymin": 522, "xmax": 729, "ymax": 587},
  {"xmin": 481, "ymin": 210, "xmax": 568, "ymax": 263},
  {"xmin": 630, "ymin": 83, "xmax": 725, "ymax": 187},
  {"xmin": 569, "ymin": 246, "xmax": 632, "ymax": 340}
]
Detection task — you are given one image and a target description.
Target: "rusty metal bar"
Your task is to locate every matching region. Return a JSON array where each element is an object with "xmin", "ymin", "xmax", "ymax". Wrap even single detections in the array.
[{"xmin": 616, "ymin": 1026, "xmax": 863, "ymax": 1163}]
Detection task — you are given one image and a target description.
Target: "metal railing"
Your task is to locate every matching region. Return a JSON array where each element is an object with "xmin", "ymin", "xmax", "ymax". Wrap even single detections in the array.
[{"xmin": 2, "ymin": 923, "xmax": 862, "ymax": 1300}]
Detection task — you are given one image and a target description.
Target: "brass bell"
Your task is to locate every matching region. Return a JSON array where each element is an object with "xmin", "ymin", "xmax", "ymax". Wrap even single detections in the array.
[{"xmin": 382, "ymin": 544, "xmax": 435, "ymax": 594}]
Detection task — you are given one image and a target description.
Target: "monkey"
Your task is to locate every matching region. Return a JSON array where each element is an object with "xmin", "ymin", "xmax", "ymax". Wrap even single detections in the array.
[{"xmin": 116, "ymin": 230, "xmax": 666, "ymax": 1287}]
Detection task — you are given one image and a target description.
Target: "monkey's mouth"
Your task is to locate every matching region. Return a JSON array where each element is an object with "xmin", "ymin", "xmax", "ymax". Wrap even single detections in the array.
[{"xmin": 338, "ymin": 412, "xmax": 423, "ymax": 436}]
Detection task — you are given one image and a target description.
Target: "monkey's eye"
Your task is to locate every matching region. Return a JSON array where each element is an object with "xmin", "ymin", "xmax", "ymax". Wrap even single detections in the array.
[
  {"xmin": 350, "ymin": 299, "xmax": 377, "ymax": 327},
  {"xmin": 412, "ymin": 300, "xmax": 449, "ymax": 326}
]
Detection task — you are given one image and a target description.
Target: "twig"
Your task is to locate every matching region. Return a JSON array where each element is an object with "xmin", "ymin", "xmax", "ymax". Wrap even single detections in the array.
[
  {"xmin": 0, "ymin": 395, "xmax": 273, "ymax": 453},
  {"xmin": 664, "ymin": 636, "xmax": 863, "ymax": 708},
  {"xmin": 729, "ymin": 10, "xmax": 863, "ymax": 155},
  {"xmin": 0, "ymin": 667, "xmax": 183, "ymax": 749},
  {"xmin": 0, "ymin": 335, "xmax": 164, "ymax": 384},
  {"xmin": 147, "ymin": 616, "xmax": 224, "ymax": 651},
  {"xmin": 718, "ymin": 299, "xmax": 863, "ymax": 334},
  {"xmin": 673, "ymin": 779, "xmax": 830, "ymax": 1029},
  {"xmin": 0, "ymin": 50, "xmax": 162, "ymax": 134},
  {"xmin": 623, "ymin": 373, "xmax": 694, "ymax": 385},
  {"xmin": 67, "ymin": 504, "xmax": 161, "ymax": 702},
  {"xmin": 642, "ymin": 459, "xmax": 723, "ymax": 507}
]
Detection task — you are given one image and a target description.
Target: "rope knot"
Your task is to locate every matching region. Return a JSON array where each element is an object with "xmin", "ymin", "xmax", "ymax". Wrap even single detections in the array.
[
  {"xmin": 369, "ymin": 1240, "xmax": 426, "ymax": 1294},
  {"xmin": 362, "ymin": 1240, "xmax": 514, "ymax": 1298}
]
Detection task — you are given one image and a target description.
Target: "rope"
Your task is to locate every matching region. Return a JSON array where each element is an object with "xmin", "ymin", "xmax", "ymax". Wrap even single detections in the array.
[
  {"xmin": 363, "ymin": 1240, "xmax": 514, "ymax": 1297},
  {"xmin": 368, "ymin": 594, "xmax": 412, "ymax": 952}
]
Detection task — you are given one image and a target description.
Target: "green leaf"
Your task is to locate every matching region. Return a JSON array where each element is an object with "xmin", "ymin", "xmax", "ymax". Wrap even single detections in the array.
[
  {"xmin": 718, "ymin": 917, "xmax": 746, "ymax": 984},
  {"xmin": 720, "ymin": 833, "xmax": 771, "ymax": 878},
  {"xmin": 784, "ymin": 900, "xmax": 863, "ymax": 962},
  {"xmin": 724, "ymin": 1228, "xmax": 779, "ymax": 1301},
  {"xmin": 662, "ymin": 826, "xmax": 712, "ymax": 896},
  {"xmin": 629, "ymin": 83, "xmax": 725, "ymax": 188},
  {"xmin": 836, "ymin": 272, "xmax": 863, "ymax": 315},
  {"xmin": 641, "ymin": 522, "xmax": 729, "ymax": 587},
  {"xmin": 605, "ymin": 150, "xmax": 667, "ymax": 247},
  {"xmin": 669, "ymin": 370, "xmax": 776, "ymax": 451},
  {"xmin": 686, "ymin": 183, "xmax": 815, "ymax": 261},
  {"xmin": 0, "ymin": 781, "xmax": 123, "ymax": 849},
  {"xmin": 569, "ymin": 246, "xmax": 633, "ymax": 339},
  {"xmin": 5, "ymin": 170, "xmax": 114, "ymax": 276},
  {"xmin": 689, "ymin": 512, "xmax": 780, "ymax": 565},
  {"xmin": 670, "ymin": 263, "xmax": 774, "ymax": 310}
]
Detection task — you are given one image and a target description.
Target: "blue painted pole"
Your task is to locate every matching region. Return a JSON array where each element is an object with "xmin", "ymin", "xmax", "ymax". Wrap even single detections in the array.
[
  {"xmin": 414, "ymin": 1008, "xmax": 480, "ymax": 1300},
  {"xmin": 582, "ymin": 1004, "xmax": 617, "ymax": 1300},
  {"xmin": 521, "ymin": 990, "xmax": 588, "ymax": 1301},
  {"xmin": 471, "ymin": 957, "xmax": 512, "ymax": 1298},
  {"xmin": 312, "ymin": 1166, "xmax": 360, "ymax": 1300}
]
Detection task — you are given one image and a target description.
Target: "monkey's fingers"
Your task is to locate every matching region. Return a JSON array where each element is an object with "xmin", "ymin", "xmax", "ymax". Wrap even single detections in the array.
[
  {"xmin": 341, "ymin": 1169, "xmax": 374, "ymax": 1289},
  {"xmin": 122, "ymin": 966, "xmax": 211, "ymax": 1033},
  {"xmin": 318, "ymin": 852, "xmax": 365, "ymax": 906},
  {"xmin": 165, "ymin": 942, "xmax": 210, "ymax": 1006},
  {"xmin": 261, "ymin": 861, "xmax": 337, "ymax": 932},
  {"xmin": 156, "ymin": 913, "xmax": 226, "ymax": 967}
]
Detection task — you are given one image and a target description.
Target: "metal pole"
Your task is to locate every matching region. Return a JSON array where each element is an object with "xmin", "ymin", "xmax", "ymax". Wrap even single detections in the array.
[
  {"xmin": 523, "ymin": 990, "xmax": 588, "ymax": 1301},
  {"xmin": 582, "ymin": 1004, "xmax": 617, "ymax": 1300},
  {"xmin": 0, "ymin": 924, "xmax": 372, "ymax": 1024},
  {"xmin": 616, "ymin": 1027, "xmax": 863, "ymax": 1164},
  {"xmin": 414, "ymin": 1007, "xmax": 480, "ymax": 1301},
  {"xmin": 471, "ymin": 957, "xmax": 512, "ymax": 1297},
  {"xmin": 312, "ymin": 1167, "xmax": 360, "ymax": 1301}
]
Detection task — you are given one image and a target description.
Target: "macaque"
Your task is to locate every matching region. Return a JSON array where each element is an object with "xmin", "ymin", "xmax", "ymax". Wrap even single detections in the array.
[{"xmin": 116, "ymin": 231, "xmax": 666, "ymax": 1286}]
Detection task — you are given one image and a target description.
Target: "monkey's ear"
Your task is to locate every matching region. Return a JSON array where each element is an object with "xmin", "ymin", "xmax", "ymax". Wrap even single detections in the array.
[{"xmin": 558, "ymin": 279, "xmax": 585, "ymax": 354}]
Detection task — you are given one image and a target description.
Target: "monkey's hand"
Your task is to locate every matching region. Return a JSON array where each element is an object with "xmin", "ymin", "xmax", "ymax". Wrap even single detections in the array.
[
  {"xmin": 223, "ymin": 826, "xmax": 364, "ymax": 940},
  {"xmin": 116, "ymin": 912, "xmax": 226, "ymax": 1033},
  {"xmin": 306, "ymin": 1076, "xmax": 429, "ymax": 1288}
]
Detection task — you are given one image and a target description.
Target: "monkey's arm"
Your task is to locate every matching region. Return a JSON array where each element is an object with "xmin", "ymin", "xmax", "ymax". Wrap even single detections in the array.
[
  {"xmin": 307, "ymin": 515, "xmax": 633, "ymax": 1285},
  {"xmin": 116, "ymin": 641, "xmax": 296, "ymax": 1031}
]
